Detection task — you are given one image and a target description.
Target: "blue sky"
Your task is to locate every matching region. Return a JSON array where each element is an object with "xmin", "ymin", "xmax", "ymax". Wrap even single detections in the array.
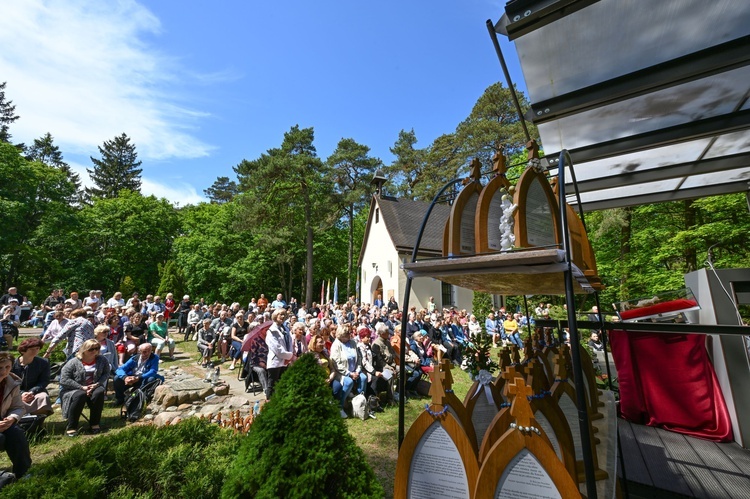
[{"xmin": 0, "ymin": 1, "xmax": 523, "ymax": 205}]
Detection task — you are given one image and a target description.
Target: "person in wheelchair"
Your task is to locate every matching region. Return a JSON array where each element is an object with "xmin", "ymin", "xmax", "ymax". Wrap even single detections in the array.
[
  {"xmin": 242, "ymin": 327, "xmax": 270, "ymax": 399},
  {"xmin": 112, "ymin": 343, "xmax": 163, "ymax": 406}
]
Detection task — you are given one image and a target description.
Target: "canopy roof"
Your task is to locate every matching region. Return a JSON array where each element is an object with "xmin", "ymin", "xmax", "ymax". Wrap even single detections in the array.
[{"xmin": 496, "ymin": 0, "xmax": 750, "ymax": 211}]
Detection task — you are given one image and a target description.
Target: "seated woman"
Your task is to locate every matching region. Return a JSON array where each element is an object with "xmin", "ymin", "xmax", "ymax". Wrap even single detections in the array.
[
  {"xmin": 104, "ymin": 313, "xmax": 125, "ymax": 365},
  {"xmin": 11, "ymin": 338, "xmax": 53, "ymax": 416},
  {"xmin": 186, "ymin": 304, "xmax": 202, "ymax": 341},
  {"xmin": 0, "ymin": 352, "xmax": 32, "ymax": 479},
  {"xmin": 228, "ymin": 312, "xmax": 250, "ymax": 371},
  {"xmin": 148, "ymin": 313, "xmax": 175, "ymax": 360},
  {"xmin": 196, "ymin": 318, "xmax": 216, "ymax": 367},
  {"xmin": 59, "ymin": 338, "xmax": 110, "ymax": 436},
  {"xmin": 94, "ymin": 324, "xmax": 119, "ymax": 372},
  {"xmin": 355, "ymin": 328, "xmax": 377, "ymax": 397},
  {"xmin": 308, "ymin": 334, "xmax": 338, "ymax": 399},
  {"xmin": 330, "ymin": 324, "xmax": 362, "ymax": 419},
  {"xmin": 409, "ymin": 330, "xmax": 433, "ymax": 374},
  {"xmin": 123, "ymin": 312, "xmax": 148, "ymax": 358}
]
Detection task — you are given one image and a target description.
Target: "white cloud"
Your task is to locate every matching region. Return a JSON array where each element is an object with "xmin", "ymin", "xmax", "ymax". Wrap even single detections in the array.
[
  {"xmin": 0, "ymin": 0, "xmax": 214, "ymax": 160},
  {"xmin": 140, "ymin": 177, "xmax": 206, "ymax": 206},
  {"xmin": 69, "ymin": 160, "xmax": 207, "ymax": 206}
]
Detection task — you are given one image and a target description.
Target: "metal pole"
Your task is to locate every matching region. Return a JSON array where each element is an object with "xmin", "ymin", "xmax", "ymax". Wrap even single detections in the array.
[
  {"xmin": 522, "ymin": 295, "xmax": 532, "ymax": 341},
  {"xmin": 559, "ymin": 150, "xmax": 598, "ymax": 498},
  {"xmin": 594, "ymin": 292, "xmax": 613, "ymax": 391},
  {"xmin": 486, "ymin": 19, "xmax": 532, "ymax": 143},
  {"xmin": 399, "ymin": 178, "xmax": 464, "ymax": 448}
]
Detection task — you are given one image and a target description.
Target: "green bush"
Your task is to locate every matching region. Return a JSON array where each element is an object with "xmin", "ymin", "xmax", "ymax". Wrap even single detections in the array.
[
  {"xmin": 4, "ymin": 418, "xmax": 242, "ymax": 498},
  {"xmin": 221, "ymin": 354, "xmax": 383, "ymax": 499}
]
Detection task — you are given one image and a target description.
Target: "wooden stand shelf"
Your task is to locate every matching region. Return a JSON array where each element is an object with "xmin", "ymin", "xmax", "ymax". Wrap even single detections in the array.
[{"xmin": 402, "ymin": 248, "xmax": 597, "ymax": 295}]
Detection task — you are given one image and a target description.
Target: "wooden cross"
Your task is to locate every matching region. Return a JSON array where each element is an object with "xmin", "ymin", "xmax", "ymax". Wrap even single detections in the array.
[
  {"xmin": 553, "ymin": 349, "xmax": 569, "ymax": 381},
  {"xmin": 503, "ymin": 365, "xmax": 520, "ymax": 384},
  {"xmin": 470, "ymin": 157, "xmax": 482, "ymax": 182},
  {"xmin": 510, "ymin": 344, "xmax": 521, "ymax": 365},
  {"xmin": 525, "ymin": 359, "xmax": 548, "ymax": 393},
  {"xmin": 492, "ymin": 149, "xmax": 507, "ymax": 176},
  {"xmin": 498, "ymin": 348, "xmax": 512, "ymax": 370},
  {"xmin": 508, "ymin": 377, "xmax": 534, "ymax": 428},
  {"xmin": 440, "ymin": 358, "xmax": 454, "ymax": 390},
  {"xmin": 429, "ymin": 364, "xmax": 447, "ymax": 407}
]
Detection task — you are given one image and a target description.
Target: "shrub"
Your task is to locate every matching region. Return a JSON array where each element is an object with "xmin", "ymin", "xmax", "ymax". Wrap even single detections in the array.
[
  {"xmin": 221, "ymin": 353, "xmax": 383, "ymax": 499},
  {"xmin": 3, "ymin": 418, "xmax": 242, "ymax": 498}
]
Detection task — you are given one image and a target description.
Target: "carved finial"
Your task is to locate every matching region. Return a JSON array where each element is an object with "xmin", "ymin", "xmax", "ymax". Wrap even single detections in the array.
[
  {"xmin": 429, "ymin": 363, "xmax": 447, "ymax": 407},
  {"xmin": 510, "ymin": 344, "xmax": 521, "ymax": 365},
  {"xmin": 440, "ymin": 358, "xmax": 454, "ymax": 389},
  {"xmin": 525, "ymin": 358, "xmax": 550, "ymax": 392},
  {"xmin": 526, "ymin": 140, "xmax": 544, "ymax": 173},
  {"xmin": 554, "ymin": 348, "xmax": 569, "ymax": 380},
  {"xmin": 492, "ymin": 149, "xmax": 507, "ymax": 176},
  {"xmin": 526, "ymin": 140, "xmax": 539, "ymax": 160},
  {"xmin": 508, "ymin": 377, "xmax": 535, "ymax": 428},
  {"xmin": 498, "ymin": 347, "xmax": 512, "ymax": 369},
  {"xmin": 523, "ymin": 336, "xmax": 534, "ymax": 360},
  {"xmin": 470, "ymin": 158, "xmax": 482, "ymax": 182}
]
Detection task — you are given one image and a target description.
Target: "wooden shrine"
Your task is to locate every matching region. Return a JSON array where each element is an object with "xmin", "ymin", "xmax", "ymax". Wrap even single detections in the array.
[
  {"xmin": 406, "ymin": 139, "xmax": 603, "ymax": 295},
  {"xmin": 394, "ymin": 362, "xmax": 479, "ymax": 499},
  {"xmin": 475, "ymin": 376, "xmax": 581, "ymax": 499}
]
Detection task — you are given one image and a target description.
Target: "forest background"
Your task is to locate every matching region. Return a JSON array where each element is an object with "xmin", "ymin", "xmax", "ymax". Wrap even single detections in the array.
[{"xmin": 1, "ymin": 80, "xmax": 749, "ymax": 310}]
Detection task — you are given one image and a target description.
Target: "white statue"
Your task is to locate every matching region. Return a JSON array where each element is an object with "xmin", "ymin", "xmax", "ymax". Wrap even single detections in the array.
[{"xmin": 499, "ymin": 192, "xmax": 517, "ymax": 251}]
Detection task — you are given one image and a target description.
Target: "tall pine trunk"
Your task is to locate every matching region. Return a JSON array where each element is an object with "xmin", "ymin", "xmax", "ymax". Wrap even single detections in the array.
[
  {"xmin": 347, "ymin": 204, "xmax": 354, "ymax": 298},
  {"xmin": 304, "ymin": 181, "xmax": 314, "ymax": 307}
]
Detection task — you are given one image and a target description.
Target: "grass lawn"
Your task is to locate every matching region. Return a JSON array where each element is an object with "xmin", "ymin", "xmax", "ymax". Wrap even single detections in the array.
[{"xmin": 1, "ymin": 334, "xmax": 479, "ymax": 497}]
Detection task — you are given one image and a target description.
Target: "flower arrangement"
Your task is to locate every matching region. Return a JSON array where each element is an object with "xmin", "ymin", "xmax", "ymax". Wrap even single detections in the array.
[{"xmin": 463, "ymin": 331, "xmax": 499, "ymax": 379}]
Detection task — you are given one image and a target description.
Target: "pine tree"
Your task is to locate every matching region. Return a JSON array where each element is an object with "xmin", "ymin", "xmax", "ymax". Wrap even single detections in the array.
[
  {"xmin": 0, "ymin": 82, "xmax": 20, "ymax": 144},
  {"xmin": 27, "ymin": 132, "xmax": 83, "ymax": 202},
  {"xmin": 86, "ymin": 133, "xmax": 142, "ymax": 199},
  {"xmin": 221, "ymin": 354, "xmax": 383, "ymax": 498},
  {"xmin": 203, "ymin": 176, "xmax": 238, "ymax": 203}
]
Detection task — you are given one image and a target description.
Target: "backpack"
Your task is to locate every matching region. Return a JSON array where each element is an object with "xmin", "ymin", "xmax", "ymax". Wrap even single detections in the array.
[
  {"xmin": 121, "ymin": 378, "xmax": 162, "ymax": 422},
  {"xmin": 0, "ymin": 320, "xmax": 18, "ymax": 340}
]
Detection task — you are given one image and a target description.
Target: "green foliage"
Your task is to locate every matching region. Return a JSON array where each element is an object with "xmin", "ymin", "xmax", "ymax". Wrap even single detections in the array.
[
  {"xmin": 67, "ymin": 190, "xmax": 179, "ymax": 293},
  {"xmin": 204, "ymin": 175, "xmax": 238, "ymax": 204},
  {"xmin": 119, "ymin": 275, "xmax": 136, "ymax": 299},
  {"xmin": 327, "ymin": 137, "xmax": 383, "ymax": 297},
  {"xmin": 222, "ymin": 354, "xmax": 383, "ymax": 499},
  {"xmin": 0, "ymin": 82, "xmax": 19, "ymax": 143},
  {"xmin": 587, "ymin": 195, "xmax": 750, "ymax": 306},
  {"xmin": 3, "ymin": 418, "xmax": 242, "ymax": 499},
  {"xmin": 472, "ymin": 292, "xmax": 493, "ymax": 329},
  {"xmin": 463, "ymin": 331, "xmax": 499, "ymax": 377},
  {"xmin": 0, "ymin": 142, "xmax": 78, "ymax": 291},
  {"xmin": 386, "ymin": 83, "xmax": 538, "ymax": 201},
  {"xmin": 234, "ymin": 125, "xmax": 335, "ymax": 305},
  {"xmin": 86, "ymin": 133, "xmax": 143, "ymax": 199},
  {"xmin": 156, "ymin": 260, "xmax": 185, "ymax": 300}
]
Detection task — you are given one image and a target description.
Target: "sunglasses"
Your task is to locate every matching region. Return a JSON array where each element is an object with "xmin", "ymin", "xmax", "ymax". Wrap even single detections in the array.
[{"xmin": 87, "ymin": 347, "xmax": 100, "ymax": 352}]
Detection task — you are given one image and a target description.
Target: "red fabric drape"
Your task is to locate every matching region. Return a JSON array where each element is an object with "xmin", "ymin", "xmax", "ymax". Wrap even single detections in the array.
[{"xmin": 611, "ymin": 329, "xmax": 733, "ymax": 442}]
